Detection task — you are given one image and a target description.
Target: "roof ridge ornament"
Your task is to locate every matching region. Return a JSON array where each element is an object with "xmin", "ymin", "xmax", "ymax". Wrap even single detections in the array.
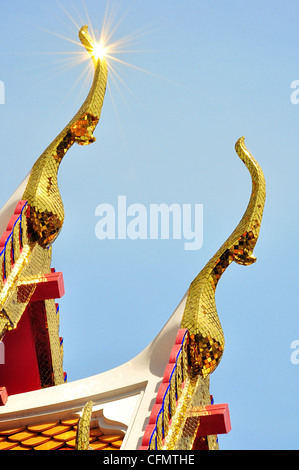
[
  {"xmin": 22, "ymin": 25, "xmax": 108, "ymax": 247},
  {"xmin": 75, "ymin": 400, "xmax": 94, "ymax": 450},
  {"xmin": 181, "ymin": 137, "xmax": 266, "ymax": 378}
]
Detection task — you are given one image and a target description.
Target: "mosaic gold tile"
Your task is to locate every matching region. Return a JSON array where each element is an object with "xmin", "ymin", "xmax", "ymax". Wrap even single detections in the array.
[
  {"xmin": 181, "ymin": 137, "xmax": 266, "ymax": 379},
  {"xmin": 0, "ymin": 25, "xmax": 108, "ymax": 388},
  {"xmin": 22, "ymin": 26, "xmax": 107, "ymax": 249}
]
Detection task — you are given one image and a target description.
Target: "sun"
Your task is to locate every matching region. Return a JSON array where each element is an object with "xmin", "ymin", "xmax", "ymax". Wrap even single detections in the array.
[
  {"xmin": 37, "ymin": 0, "xmax": 165, "ymax": 116},
  {"xmin": 92, "ymin": 41, "xmax": 107, "ymax": 61},
  {"xmin": 51, "ymin": 0, "xmax": 156, "ymax": 73}
]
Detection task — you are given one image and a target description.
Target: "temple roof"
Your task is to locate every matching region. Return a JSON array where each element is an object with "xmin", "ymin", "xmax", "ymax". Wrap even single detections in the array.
[
  {"xmin": 0, "ymin": 24, "xmax": 265, "ymax": 451},
  {"xmin": 0, "ymin": 418, "xmax": 124, "ymax": 450}
]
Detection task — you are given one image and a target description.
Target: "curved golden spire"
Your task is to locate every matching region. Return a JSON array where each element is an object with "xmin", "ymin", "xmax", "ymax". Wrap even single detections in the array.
[
  {"xmin": 75, "ymin": 401, "xmax": 94, "ymax": 450},
  {"xmin": 181, "ymin": 137, "xmax": 266, "ymax": 378},
  {"xmin": 22, "ymin": 25, "xmax": 108, "ymax": 247}
]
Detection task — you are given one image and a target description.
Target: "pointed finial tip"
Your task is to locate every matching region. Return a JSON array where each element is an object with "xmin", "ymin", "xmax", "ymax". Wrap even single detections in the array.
[{"xmin": 79, "ymin": 24, "xmax": 94, "ymax": 52}]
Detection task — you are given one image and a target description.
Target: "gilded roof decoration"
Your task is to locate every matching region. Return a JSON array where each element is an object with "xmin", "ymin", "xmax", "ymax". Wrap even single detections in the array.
[
  {"xmin": 0, "ymin": 22, "xmax": 266, "ymax": 452},
  {"xmin": 0, "ymin": 25, "xmax": 108, "ymax": 390},
  {"xmin": 181, "ymin": 137, "xmax": 266, "ymax": 378}
]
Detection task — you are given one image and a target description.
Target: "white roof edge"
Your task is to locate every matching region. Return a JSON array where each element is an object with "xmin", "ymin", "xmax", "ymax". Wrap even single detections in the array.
[
  {"xmin": 0, "ymin": 176, "xmax": 189, "ymax": 448},
  {"xmin": 0, "ymin": 292, "xmax": 188, "ymax": 448},
  {"xmin": 0, "ymin": 174, "xmax": 30, "ymax": 236}
]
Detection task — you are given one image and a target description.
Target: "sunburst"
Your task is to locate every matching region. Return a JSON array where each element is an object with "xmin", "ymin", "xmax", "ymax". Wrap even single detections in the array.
[{"xmin": 43, "ymin": 0, "xmax": 162, "ymax": 104}]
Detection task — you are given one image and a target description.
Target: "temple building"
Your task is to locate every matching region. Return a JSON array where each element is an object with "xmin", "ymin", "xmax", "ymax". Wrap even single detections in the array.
[{"xmin": 0, "ymin": 25, "xmax": 265, "ymax": 451}]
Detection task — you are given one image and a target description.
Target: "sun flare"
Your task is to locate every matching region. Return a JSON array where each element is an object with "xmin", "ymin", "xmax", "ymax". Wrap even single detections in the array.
[
  {"xmin": 50, "ymin": 1, "xmax": 158, "ymax": 79},
  {"xmin": 36, "ymin": 0, "xmax": 167, "ymax": 122},
  {"xmin": 92, "ymin": 41, "xmax": 107, "ymax": 60}
]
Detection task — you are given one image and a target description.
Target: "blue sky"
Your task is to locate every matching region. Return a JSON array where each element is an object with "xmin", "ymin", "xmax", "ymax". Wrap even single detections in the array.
[{"xmin": 1, "ymin": 0, "xmax": 298, "ymax": 450}]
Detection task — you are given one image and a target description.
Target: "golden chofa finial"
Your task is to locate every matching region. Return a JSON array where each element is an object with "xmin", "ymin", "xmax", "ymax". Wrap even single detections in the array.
[
  {"xmin": 79, "ymin": 25, "xmax": 107, "ymax": 64},
  {"xmin": 22, "ymin": 25, "xmax": 108, "ymax": 247},
  {"xmin": 181, "ymin": 137, "xmax": 266, "ymax": 378}
]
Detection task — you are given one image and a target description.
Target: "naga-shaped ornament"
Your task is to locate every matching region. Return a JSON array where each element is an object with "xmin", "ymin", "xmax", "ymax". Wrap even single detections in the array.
[
  {"xmin": 181, "ymin": 137, "xmax": 266, "ymax": 378},
  {"xmin": 75, "ymin": 400, "xmax": 94, "ymax": 450},
  {"xmin": 0, "ymin": 26, "xmax": 107, "ymax": 351},
  {"xmin": 23, "ymin": 25, "xmax": 108, "ymax": 247}
]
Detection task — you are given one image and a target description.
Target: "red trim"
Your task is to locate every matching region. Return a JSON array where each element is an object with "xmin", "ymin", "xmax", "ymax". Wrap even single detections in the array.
[
  {"xmin": 0, "ymin": 308, "xmax": 41, "ymax": 395},
  {"xmin": 30, "ymin": 272, "xmax": 65, "ymax": 301},
  {"xmin": 6, "ymin": 214, "xmax": 20, "ymax": 231},
  {"xmin": 0, "ymin": 200, "xmax": 64, "ymax": 398},
  {"xmin": 140, "ymin": 328, "xmax": 231, "ymax": 450},
  {"xmin": 14, "ymin": 200, "xmax": 28, "ymax": 215},
  {"xmin": 0, "ymin": 231, "xmax": 11, "ymax": 249},
  {"xmin": 0, "ymin": 387, "xmax": 8, "ymax": 406},
  {"xmin": 195, "ymin": 403, "xmax": 231, "ymax": 437},
  {"xmin": 140, "ymin": 329, "xmax": 188, "ymax": 449}
]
